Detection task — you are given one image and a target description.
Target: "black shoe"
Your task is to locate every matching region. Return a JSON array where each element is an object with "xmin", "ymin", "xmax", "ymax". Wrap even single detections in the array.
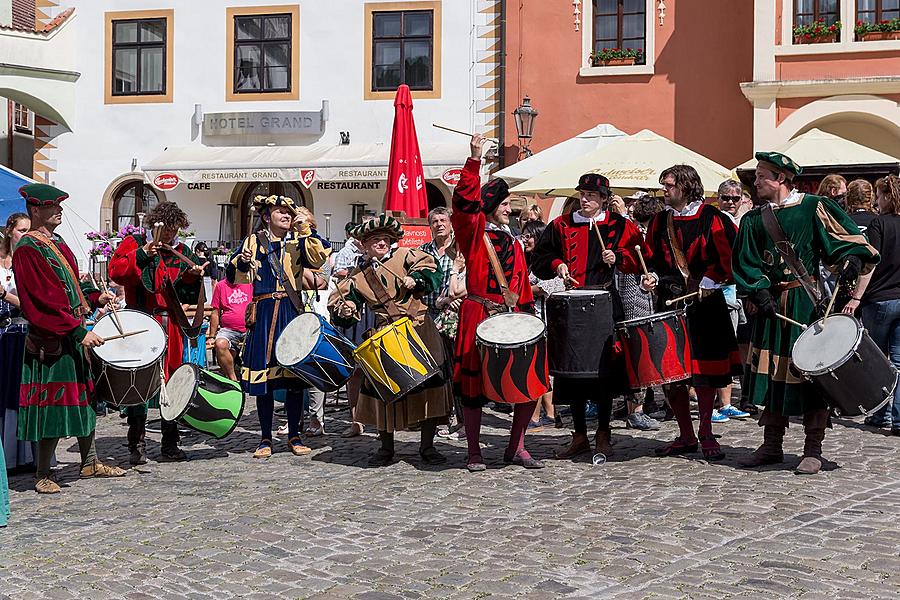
[
  {"xmin": 419, "ymin": 447, "xmax": 447, "ymax": 465},
  {"xmin": 367, "ymin": 448, "xmax": 394, "ymax": 467},
  {"xmin": 159, "ymin": 447, "xmax": 187, "ymax": 462}
]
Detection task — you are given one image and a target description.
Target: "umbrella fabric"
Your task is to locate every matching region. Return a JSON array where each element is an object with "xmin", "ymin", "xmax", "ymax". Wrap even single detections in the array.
[
  {"xmin": 510, "ymin": 129, "xmax": 733, "ymax": 197},
  {"xmin": 735, "ymin": 128, "xmax": 900, "ymax": 171},
  {"xmin": 0, "ymin": 165, "xmax": 31, "ymax": 225},
  {"xmin": 383, "ymin": 85, "xmax": 428, "ymax": 218}
]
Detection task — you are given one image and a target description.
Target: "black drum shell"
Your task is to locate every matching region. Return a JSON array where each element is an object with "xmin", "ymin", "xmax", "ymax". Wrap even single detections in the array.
[{"xmin": 546, "ymin": 291, "xmax": 614, "ymax": 378}]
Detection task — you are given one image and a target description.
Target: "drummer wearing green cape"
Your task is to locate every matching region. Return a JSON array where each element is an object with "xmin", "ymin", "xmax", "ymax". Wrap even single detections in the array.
[{"xmin": 734, "ymin": 152, "xmax": 879, "ymax": 475}]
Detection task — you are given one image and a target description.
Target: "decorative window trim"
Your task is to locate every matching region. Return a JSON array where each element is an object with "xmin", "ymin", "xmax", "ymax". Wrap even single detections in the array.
[
  {"xmin": 779, "ymin": 0, "xmax": 900, "ymax": 54},
  {"xmin": 579, "ymin": 0, "xmax": 656, "ymax": 78},
  {"xmin": 363, "ymin": 1, "xmax": 442, "ymax": 100},
  {"xmin": 13, "ymin": 103, "xmax": 32, "ymax": 133},
  {"xmin": 225, "ymin": 5, "xmax": 300, "ymax": 102},
  {"xmin": 104, "ymin": 9, "xmax": 174, "ymax": 105}
]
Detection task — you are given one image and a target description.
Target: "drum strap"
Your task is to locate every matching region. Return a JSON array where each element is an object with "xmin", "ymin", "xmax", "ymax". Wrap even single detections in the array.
[
  {"xmin": 258, "ymin": 231, "xmax": 306, "ymax": 314},
  {"xmin": 760, "ymin": 203, "xmax": 822, "ymax": 306},
  {"xmin": 160, "ymin": 276, "xmax": 206, "ymax": 340},
  {"xmin": 482, "ymin": 233, "xmax": 519, "ymax": 309},
  {"xmin": 665, "ymin": 212, "xmax": 691, "ymax": 286}
]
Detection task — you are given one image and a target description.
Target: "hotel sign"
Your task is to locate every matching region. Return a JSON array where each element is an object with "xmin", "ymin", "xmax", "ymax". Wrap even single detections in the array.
[{"xmin": 203, "ymin": 110, "xmax": 325, "ymax": 137}]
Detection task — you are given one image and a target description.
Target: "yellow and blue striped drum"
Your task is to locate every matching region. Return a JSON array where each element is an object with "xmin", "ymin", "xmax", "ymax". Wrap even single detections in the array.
[{"xmin": 353, "ymin": 317, "xmax": 440, "ymax": 403}]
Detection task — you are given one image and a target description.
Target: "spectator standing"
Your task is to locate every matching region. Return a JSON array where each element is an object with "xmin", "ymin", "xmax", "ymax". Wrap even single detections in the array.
[
  {"xmin": 817, "ymin": 174, "xmax": 848, "ymax": 207},
  {"xmin": 846, "ymin": 179, "xmax": 877, "ymax": 234},
  {"xmin": 419, "ymin": 207, "xmax": 455, "ymax": 320},
  {"xmin": 207, "ymin": 274, "xmax": 253, "ymax": 381}
]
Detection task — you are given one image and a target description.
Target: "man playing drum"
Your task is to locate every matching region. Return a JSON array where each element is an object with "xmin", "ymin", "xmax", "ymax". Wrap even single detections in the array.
[
  {"xmin": 14, "ymin": 183, "xmax": 125, "ymax": 493},
  {"xmin": 110, "ymin": 201, "xmax": 207, "ymax": 464},
  {"xmin": 531, "ymin": 172, "xmax": 645, "ymax": 460},
  {"xmin": 229, "ymin": 196, "xmax": 331, "ymax": 459},
  {"xmin": 329, "ymin": 215, "xmax": 452, "ymax": 467},
  {"xmin": 734, "ymin": 152, "xmax": 878, "ymax": 475},
  {"xmin": 642, "ymin": 165, "xmax": 743, "ymax": 461},
  {"xmin": 452, "ymin": 134, "xmax": 547, "ymax": 472}
]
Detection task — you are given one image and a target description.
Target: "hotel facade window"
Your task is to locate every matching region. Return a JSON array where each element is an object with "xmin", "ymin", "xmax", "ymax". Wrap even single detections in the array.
[
  {"xmin": 13, "ymin": 103, "xmax": 31, "ymax": 133},
  {"xmin": 593, "ymin": 0, "xmax": 647, "ymax": 63},
  {"xmin": 371, "ymin": 10, "xmax": 434, "ymax": 91},
  {"xmin": 112, "ymin": 18, "xmax": 167, "ymax": 95},
  {"xmin": 233, "ymin": 13, "xmax": 292, "ymax": 93},
  {"xmin": 113, "ymin": 181, "xmax": 160, "ymax": 230},
  {"xmin": 794, "ymin": 0, "xmax": 841, "ymax": 27},
  {"xmin": 857, "ymin": 0, "xmax": 899, "ymax": 23}
]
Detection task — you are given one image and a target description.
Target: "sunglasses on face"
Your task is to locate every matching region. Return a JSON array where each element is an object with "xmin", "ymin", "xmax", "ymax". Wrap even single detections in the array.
[{"xmin": 719, "ymin": 195, "xmax": 741, "ymax": 202}]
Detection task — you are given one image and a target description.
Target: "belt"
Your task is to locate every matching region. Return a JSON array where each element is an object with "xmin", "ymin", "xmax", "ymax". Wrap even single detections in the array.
[
  {"xmin": 254, "ymin": 292, "xmax": 289, "ymax": 301},
  {"xmin": 466, "ymin": 294, "xmax": 507, "ymax": 314},
  {"xmin": 153, "ymin": 309, "xmax": 169, "ymax": 316},
  {"xmin": 773, "ymin": 281, "xmax": 802, "ymax": 294}
]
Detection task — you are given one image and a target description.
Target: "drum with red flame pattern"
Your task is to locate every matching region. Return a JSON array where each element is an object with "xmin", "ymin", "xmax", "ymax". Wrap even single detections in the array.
[
  {"xmin": 475, "ymin": 312, "xmax": 550, "ymax": 404},
  {"xmin": 616, "ymin": 310, "xmax": 692, "ymax": 389}
]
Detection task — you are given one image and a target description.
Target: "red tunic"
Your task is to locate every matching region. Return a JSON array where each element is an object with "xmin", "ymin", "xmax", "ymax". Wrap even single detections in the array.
[
  {"xmin": 109, "ymin": 234, "xmax": 202, "ymax": 379},
  {"xmin": 451, "ymin": 158, "xmax": 537, "ymax": 406}
]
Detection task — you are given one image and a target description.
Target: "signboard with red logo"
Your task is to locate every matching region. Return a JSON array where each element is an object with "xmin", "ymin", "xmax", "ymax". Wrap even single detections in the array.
[
  {"xmin": 441, "ymin": 168, "xmax": 462, "ymax": 187},
  {"xmin": 397, "ymin": 224, "xmax": 432, "ymax": 248},
  {"xmin": 152, "ymin": 173, "xmax": 180, "ymax": 191},
  {"xmin": 300, "ymin": 169, "xmax": 316, "ymax": 188}
]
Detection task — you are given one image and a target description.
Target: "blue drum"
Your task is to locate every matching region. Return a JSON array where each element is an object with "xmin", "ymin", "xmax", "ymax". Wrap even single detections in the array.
[{"xmin": 275, "ymin": 312, "xmax": 356, "ymax": 392}]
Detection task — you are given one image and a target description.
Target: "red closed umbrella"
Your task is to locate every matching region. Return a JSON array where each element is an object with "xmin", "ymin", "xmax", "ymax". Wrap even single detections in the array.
[{"xmin": 383, "ymin": 84, "xmax": 428, "ymax": 218}]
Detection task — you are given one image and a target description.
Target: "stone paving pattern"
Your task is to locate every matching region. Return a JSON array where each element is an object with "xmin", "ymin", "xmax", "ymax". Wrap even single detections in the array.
[{"xmin": 2, "ymin": 398, "xmax": 900, "ymax": 599}]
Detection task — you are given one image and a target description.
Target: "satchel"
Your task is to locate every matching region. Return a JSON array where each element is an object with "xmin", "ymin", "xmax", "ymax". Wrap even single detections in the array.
[
  {"xmin": 25, "ymin": 331, "xmax": 62, "ymax": 361},
  {"xmin": 245, "ymin": 301, "xmax": 258, "ymax": 328}
]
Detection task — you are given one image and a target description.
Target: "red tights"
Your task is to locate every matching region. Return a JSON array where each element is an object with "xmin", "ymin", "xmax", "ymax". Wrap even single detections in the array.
[
  {"xmin": 668, "ymin": 385, "xmax": 717, "ymax": 442},
  {"xmin": 463, "ymin": 401, "xmax": 537, "ymax": 463}
]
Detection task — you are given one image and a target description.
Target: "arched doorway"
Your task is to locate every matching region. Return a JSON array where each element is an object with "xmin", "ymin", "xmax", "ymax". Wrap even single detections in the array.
[
  {"xmin": 425, "ymin": 181, "xmax": 446, "ymax": 211},
  {"xmin": 112, "ymin": 180, "xmax": 161, "ymax": 230},
  {"xmin": 239, "ymin": 181, "xmax": 309, "ymax": 238}
]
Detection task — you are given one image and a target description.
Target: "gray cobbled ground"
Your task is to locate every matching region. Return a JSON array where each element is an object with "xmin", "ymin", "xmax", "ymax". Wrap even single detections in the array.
[{"xmin": 3, "ymin": 394, "xmax": 900, "ymax": 599}]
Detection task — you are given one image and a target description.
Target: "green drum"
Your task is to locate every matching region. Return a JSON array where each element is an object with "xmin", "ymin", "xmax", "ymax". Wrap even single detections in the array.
[{"xmin": 161, "ymin": 364, "xmax": 245, "ymax": 439}]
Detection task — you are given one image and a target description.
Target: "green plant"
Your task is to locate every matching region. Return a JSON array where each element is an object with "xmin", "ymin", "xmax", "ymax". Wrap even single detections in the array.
[
  {"xmin": 793, "ymin": 19, "xmax": 841, "ymax": 40},
  {"xmin": 590, "ymin": 47, "xmax": 643, "ymax": 65},
  {"xmin": 855, "ymin": 18, "xmax": 900, "ymax": 36}
]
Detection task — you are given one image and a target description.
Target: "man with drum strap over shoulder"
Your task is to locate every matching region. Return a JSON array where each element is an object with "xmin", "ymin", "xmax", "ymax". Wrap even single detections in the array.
[
  {"xmin": 229, "ymin": 196, "xmax": 331, "ymax": 459},
  {"xmin": 735, "ymin": 152, "xmax": 878, "ymax": 475},
  {"xmin": 642, "ymin": 165, "xmax": 743, "ymax": 461},
  {"xmin": 530, "ymin": 172, "xmax": 645, "ymax": 460},
  {"xmin": 451, "ymin": 134, "xmax": 548, "ymax": 472},
  {"xmin": 14, "ymin": 183, "xmax": 125, "ymax": 493},
  {"xmin": 328, "ymin": 215, "xmax": 452, "ymax": 467},
  {"xmin": 110, "ymin": 201, "xmax": 206, "ymax": 465}
]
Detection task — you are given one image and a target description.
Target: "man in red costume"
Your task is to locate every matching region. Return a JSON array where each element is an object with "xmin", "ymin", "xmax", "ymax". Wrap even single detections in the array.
[
  {"xmin": 109, "ymin": 202, "xmax": 206, "ymax": 464},
  {"xmin": 531, "ymin": 172, "xmax": 646, "ymax": 460},
  {"xmin": 452, "ymin": 134, "xmax": 546, "ymax": 472}
]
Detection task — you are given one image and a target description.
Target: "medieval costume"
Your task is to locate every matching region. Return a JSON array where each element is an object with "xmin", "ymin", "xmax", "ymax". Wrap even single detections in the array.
[
  {"xmin": 451, "ymin": 156, "xmax": 546, "ymax": 471},
  {"xmin": 734, "ymin": 152, "xmax": 878, "ymax": 474},
  {"xmin": 643, "ymin": 187, "xmax": 742, "ymax": 459},
  {"xmin": 329, "ymin": 215, "xmax": 451, "ymax": 466},
  {"xmin": 531, "ymin": 173, "xmax": 644, "ymax": 459},
  {"xmin": 109, "ymin": 214, "xmax": 204, "ymax": 463},
  {"xmin": 13, "ymin": 183, "xmax": 125, "ymax": 493},
  {"xmin": 229, "ymin": 195, "xmax": 330, "ymax": 458},
  {"xmin": 1, "ymin": 261, "xmax": 34, "ymax": 470}
]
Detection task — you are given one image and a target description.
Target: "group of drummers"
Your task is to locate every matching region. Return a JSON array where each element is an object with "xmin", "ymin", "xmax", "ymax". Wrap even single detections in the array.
[{"xmin": 5, "ymin": 132, "xmax": 889, "ymax": 495}]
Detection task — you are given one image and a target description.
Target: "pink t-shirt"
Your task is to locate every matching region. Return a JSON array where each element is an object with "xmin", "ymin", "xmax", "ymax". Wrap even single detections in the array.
[{"xmin": 211, "ymin": 279, "xmax": 253, "ymax": 332}]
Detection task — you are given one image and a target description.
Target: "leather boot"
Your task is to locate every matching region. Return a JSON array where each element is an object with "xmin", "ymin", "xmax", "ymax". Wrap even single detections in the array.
[
  {"xmin": 160, "ymin": 420, "xmax": 187, "ymax": 461},
  {"xmin": 796, "ymin": 409, "xmax": 829, "ymax": 475},
  {"xmin": 740, "ymin": 425, "xmax": 785, "ymax": 467},
  {"xmin": 127, "ymin": 415, "xmax": 147, "ymax": 465},
  {"xmin": 594, "ymin": 429, "xmax": 615, "ymax": 458}
]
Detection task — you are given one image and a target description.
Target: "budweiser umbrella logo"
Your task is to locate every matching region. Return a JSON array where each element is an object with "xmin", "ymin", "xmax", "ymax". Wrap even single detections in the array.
[{"xmin": 384, "ymin": 85, "xmax": 428, "ymax": 218}]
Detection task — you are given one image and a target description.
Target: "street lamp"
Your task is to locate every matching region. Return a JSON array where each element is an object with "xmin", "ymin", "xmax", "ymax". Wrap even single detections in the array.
[{"xmin": 512, "ymin": 95, "xmax": 538, "ymax": 158}]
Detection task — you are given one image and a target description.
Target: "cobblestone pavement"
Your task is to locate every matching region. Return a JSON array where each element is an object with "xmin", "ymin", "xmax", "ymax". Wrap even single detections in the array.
[{"xmin": 3, "ymin": 396, "xmax": 900, "ymax": 600}]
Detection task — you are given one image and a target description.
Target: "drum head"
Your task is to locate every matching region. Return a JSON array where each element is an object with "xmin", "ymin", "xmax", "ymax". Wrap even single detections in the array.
[
  {"xmin": 792, "ymin": 314, "xmax": 861, "ymax": 374},
  {"xmin": 92, "ymin": 310, "xmax": 166, "ymax": 367},
  {"xmin": 476, "ymin": 312, "xmax": 545, "ymax": 347},
  {"xmin": 275, "ymin": 313, "xmax": 322, "ymax": 366},
  {"xmin": 618, "ymin": 310, "xmax": 683, "ymax": 328},
  {"xmin": 161, "ymin": 364, "xmax": 198, "ymax": 421},
  {"xmin": 550, "ymin": 289, "xmax": 610, "ymax": 298}
]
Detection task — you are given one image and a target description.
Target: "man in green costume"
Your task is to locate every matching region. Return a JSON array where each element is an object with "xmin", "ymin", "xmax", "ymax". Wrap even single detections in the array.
[
  {"xmin": 734, "ymin": 153, "xmax": 879, "ymax": 474},
  {"xmin": 13, "ymin": 183, "xmax": 126, "ymax": 493}
]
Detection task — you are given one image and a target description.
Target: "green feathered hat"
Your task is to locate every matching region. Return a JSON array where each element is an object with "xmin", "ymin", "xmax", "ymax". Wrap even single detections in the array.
[
  {"xmin": 350, "ymin": 214, "xmax": 404, "ymax": 242},
  {"xmin": 755, "ymin": 152, "xmax": 801, "ymax": 178},
  {"xmin": 19, "ymin": 183, "xmax": 68, "ymax": 206}
]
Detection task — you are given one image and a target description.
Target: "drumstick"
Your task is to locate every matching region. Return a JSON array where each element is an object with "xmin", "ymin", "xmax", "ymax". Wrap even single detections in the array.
[
  {"xmin": 102, "ymin": 274, "xmax": 125, "ymax": 335},
  {"xmin": 592, "ymin": 220, "xmax": 607, "ymax": 251},
  {"xmin": 775, "ymin": 312, "xmax": 808, "ymax": 330},
  {"xmin": 373, "ymin": 258, "xmax": 406, "ymax": 282},
  {"xmin": 159, "ymin": 243, "xmax": 200, "ymax": 269},
  {"xmin": 823, "ymin": 259, "xmax": 850, "ymax": 323},
  {"xmin": 334, "ymin": 281, "xmax": 360, "ymax": 319},
  {"xmin": 432, "ymin": 124, "xmax": 498, "ymax": 142},
  {"xmin": 564, "ymin": 275, "xmax": 580, "ymax": 288},
  {"xmin": 99, "ymin": 329, "xmax": 148, "ymax": 342},
  {"xmin": 665, "ymin": 291, "xmax": 700, "ymax": 306},
  {"xmin": 634, "ymin": 245, "xmax": 650, "ymax": 277}
]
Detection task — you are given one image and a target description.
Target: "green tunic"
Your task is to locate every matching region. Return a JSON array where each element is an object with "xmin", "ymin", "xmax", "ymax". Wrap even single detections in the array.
[{"xmin": 734, "ymin": 193, "xmax": 878, "ymax": 416}]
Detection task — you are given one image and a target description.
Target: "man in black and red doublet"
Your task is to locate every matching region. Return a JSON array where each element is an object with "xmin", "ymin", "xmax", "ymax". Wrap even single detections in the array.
[
  {"xmin": 531, "ymin": 173, "xmax": 644, "ymax": 460},
  {"xmin": 643, "ymin": 166, "xmax": 742, "ymax": 460},
  {"xmin": 451, "ymin": 134, "xmax": 546, "ymax": 472}
]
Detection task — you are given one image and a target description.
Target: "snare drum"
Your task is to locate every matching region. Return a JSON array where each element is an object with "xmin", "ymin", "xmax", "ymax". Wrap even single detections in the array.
[
  {"xmin": 275, "ymin": 312, "xmax": 356, "ymax": 392},
  {"xmin": 91, "ymin": 309, "xmax": 167, "ymax": 407},
  {"xmin": 162, "ymin": 364, "xmax": 245, "ymax": 439},
  {"xmin": 792, "ymin": 313, "xmax": 897, "ymax": 416},
  {"xmin": 353, "ymin": 317, "xmax": 441, "ymax": 403},
  {"xmin": 616, "ymin": 310, "xmax": 692, "ymax": 389},
  {"xmin": 475, "ymin": 312, "xmax": 550, "ymax": 404},
  {"xmin": 546, "ymin": 290, "xmax": 615, "ymax": 378}
]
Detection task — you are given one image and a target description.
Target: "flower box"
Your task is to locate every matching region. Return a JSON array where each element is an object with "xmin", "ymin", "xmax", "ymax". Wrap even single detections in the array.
[
  {"xmin": 597, "ymin": 57, "xmax": 636, "ymax": 67},
  {"xmin": 794, "ymin": 33, "xmax": 837, "ymax": 44},
  {"xmin": 858, "ymin": 30, "xmax": 900, "ymax": 41}
]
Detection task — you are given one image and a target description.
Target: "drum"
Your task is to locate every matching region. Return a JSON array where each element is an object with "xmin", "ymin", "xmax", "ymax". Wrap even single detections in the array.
[
  {"xmin": 353, "ymin": 316, "xmax": 440, "ymax": 403},
  {"xmin": 475, "ymin": 312, "xmax": 550, "ymax": 404},
  {"xmin": 546, "ymin": 289, "xmax": 615, "ymax": 377},
  {"xmin": 91, "ymin": 309, "xmax": 167, "ymax": 407},
  {"xmin": 792, "ymin": 313, "xmax": 897, "ymax": 416},
  {"xmin": 275, "ymin": 312, "xmax": 356, "ymax": 392},
  {"xmin": 616, "ymin": 310, "xmax": 692, "ymax": 389},
  {"xmin": 162, "ymin": 364, "xmax": 245, "ymax": 439}
]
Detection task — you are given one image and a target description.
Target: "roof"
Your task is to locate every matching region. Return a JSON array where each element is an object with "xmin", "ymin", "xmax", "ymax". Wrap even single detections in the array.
[
  {"xmin": 736, "ymin": 128, "xmax": 899, "ymax": 171},
  {"xmin": 0, "ymin": 6, "xmax": 73, "ymax": 34}
]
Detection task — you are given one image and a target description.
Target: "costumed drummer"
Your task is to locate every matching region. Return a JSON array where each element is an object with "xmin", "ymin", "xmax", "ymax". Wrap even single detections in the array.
[
  {"xmin": 109, "ymin": 202, "xmax": 207, "ymax": 464},
  {"xmin": 328, "ymin": 215, "xmax": 451, "ymax": 467},
  {"xmin": 13, "ymin": 183, "xmax": 126, "ymax": 494},
  {"xmin": 642, "ymin": 165, "xmax": 743, "ymax": 461},
  {"xmin": 734, "ymin": 152, "xmax": 878, "ymax": 475},
  {"xmin": 229, "ymin": 196, "xmax": 331, "ymax": 459},
  {"xmin": 530, "ymin": 172, "xmax": 645, "ymax": 460},
  {"xmin": 452, "ymin": 134, "xmax": 546, "ymax": 472}
]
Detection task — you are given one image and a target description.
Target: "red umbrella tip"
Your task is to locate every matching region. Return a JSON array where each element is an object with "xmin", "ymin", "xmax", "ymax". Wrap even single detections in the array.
[{"xmin": 394, "ymin": 84, "xmax": 413, "ymax": 109}]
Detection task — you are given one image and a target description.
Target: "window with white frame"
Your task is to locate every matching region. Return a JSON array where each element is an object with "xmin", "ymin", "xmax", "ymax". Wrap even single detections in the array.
[
  {"xmin": 13, "ymin": 103, "xmax": 31, "ymax": 133},
  {"xmin": 592, "ymin": 0, "xmax": 647, "ymax": 64},
  {"xmin": 857, "ymin": 0, "xmax": 899, "ymax": 24}
]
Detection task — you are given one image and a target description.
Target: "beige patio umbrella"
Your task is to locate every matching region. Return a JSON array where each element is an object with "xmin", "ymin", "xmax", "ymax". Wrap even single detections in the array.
[
  {"xmin": 510, "ymin": 129, "xmax": 734, "ymax": 197},
  {"xmin": 735, "ymin": 128, "xmax": 899, "ymax": 171}
]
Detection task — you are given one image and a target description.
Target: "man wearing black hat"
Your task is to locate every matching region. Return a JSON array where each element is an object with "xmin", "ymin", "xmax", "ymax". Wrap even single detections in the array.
[{"xmin": 531, "ymin": 172, "xmax": 646, "ymax": 460}]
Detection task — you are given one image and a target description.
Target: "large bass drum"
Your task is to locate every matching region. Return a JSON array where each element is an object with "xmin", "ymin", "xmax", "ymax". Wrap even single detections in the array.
[
  {"xmin": 791, "ymin": 313, "xmax": 897, "ymax": 416},
  {"xmin": 475, "ymin": 312, "xmax": 550, "ymax": 404},
  {"xmin": 91, "ymin": 309, "xmax": 167, "ymax": 407},
  {"xmin": 616, "ymin": 310, "xmax": 692, "ymax": 389},
  {"xmin": 546, "ymin": 289, "xmax": 615, "ymax": 378},
  {"xmin": 162, "ymin": 364, "xmax": 245, "ymax": 439}
]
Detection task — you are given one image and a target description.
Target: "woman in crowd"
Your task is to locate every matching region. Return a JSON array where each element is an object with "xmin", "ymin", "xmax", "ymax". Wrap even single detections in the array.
[
  {"xmin": 817, "ymin": 174, "xmax": 848, "ymax": 207},
  {"xmin": 844, "ymin": 174, "xmax": 900, "ymax": 434},
  {"xmin": 845, "ymin": 179, "xmax": 877, "ymax": 233}
]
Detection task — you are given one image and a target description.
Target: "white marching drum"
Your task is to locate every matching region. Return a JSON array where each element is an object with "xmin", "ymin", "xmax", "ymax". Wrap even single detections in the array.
[{"xmin": 91, "ymin": 309, "xmax": 167, "ymax": 407}]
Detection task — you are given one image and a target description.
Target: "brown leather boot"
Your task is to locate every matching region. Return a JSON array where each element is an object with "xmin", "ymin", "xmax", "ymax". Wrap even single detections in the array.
[
  {"xmin": 594, "ymin": 429, "xmax": 615, "ymax": 458},
  {"xmin": 740, "ymin": 425, "xmax": 785, "ymax": 467},
  {"xmin": 555, "ymin": 432, "xmax": 591, "ymax": 459},
  {"xmin": 796, "ymin": 409, "xmax": 828, "ymax": 475},
  {"xmin": 127, "ymin": 416, "xmax": 147, "ymax": 465}
]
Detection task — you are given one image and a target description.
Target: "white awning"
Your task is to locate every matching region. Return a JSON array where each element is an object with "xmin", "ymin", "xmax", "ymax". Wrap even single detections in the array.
[{"xmin": 142, "ymin": 141, "xmax": 470, "ymax": 188}]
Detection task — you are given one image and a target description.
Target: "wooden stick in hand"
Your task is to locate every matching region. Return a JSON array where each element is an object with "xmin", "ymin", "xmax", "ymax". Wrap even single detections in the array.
[
  {"xmin": 592, "ymin": 220, "xmax": 606, "ymax": 251},
  {"xmin": 665, "ymin": 291, "xmax": 700, "ymax": 306},
  {"xmin": 823, "ymin": 259, "xmax": 850, "ymax": 323},
  {"xmin": 634, "ymin": 245, "xmax": 650, "ymax": 277},
  {"xmin": 100, "ymin": 329, "xmax": 149, "ymax": 342},
  {"xmin": 775, "ymin": 312, "xmax": 807, "ymax": 330},
  {"xmin": 433, "ymin": 124, "xmax": 498, "ymax": 142}
]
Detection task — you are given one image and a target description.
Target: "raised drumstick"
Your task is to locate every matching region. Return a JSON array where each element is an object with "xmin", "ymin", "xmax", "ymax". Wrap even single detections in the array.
[
  {"xmin": 592, "ymin": 220, "xmax": 606, "ymax": 251},
  {"xmin": 775, "ymin": 312, "xmax": 807, "ymax": 330},
  {"xmin": 665, "ymin": 291, "xmax": 700, "ymax": 306},
  {"xmin": 99, "ymin": 329, "xmax": 148, "ymax": 342},
  {"xmin": 432, "ymin": 124, "xmax": 498, "ymax": 142},
  {"xmin": 634, "ymin": 245, "xmax": 650, "ymax": 277}
]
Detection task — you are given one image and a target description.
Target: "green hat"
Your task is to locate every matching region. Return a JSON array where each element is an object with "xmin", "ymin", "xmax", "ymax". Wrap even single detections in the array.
[
  {"xmin": 351, "ymin": 214, "xmax": 403, "ymax": 242},
  {"xmin": 755, "ymin": 152, "xmax": 801, "ymax": 178},
  {"xmin": 252, "ymin": 194, "xmax": 298, "ymax": 212},
  {"xmin": 19, "ymin": 183, "xmax": 68, "ymax": 206}
]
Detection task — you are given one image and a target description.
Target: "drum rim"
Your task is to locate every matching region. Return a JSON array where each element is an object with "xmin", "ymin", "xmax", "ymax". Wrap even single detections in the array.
[
  {"xmin": 275, "ymin": 312, "xmax": 324, "ymax": 366},
  {"xmin": 475, "ymin": 312, "xmax": 546, "ymax": 348},
  {"xmin": 548, "ymin": 289, "xmax": 611, "ymax": 297},
  {"xmin": 792, "ymin": 313, "xmax": 864, "ymax": 376},
  {"xmin": 616, "ymin": 310, "xmax": 685, "ymax": 328},
  {"xmin": 161, "ymin": 363, "xmax": 200, "ymax": 421},
  {"xmin": 90, "ymin": 308, "xmax": 168, "ymax": 363}
]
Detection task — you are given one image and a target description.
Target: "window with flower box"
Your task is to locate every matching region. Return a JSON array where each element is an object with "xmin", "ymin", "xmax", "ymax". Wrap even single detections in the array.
[
  {"xmin": 592, "ymin": 0, "xmax": 646, "ymax": 65},
  {"xmin": 856, "ymin": 0, "xmax": 900, "ymax": 39},
  {"xmin": 794, "ymin": 0, "xmax": 842, "ymax": 42}
]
